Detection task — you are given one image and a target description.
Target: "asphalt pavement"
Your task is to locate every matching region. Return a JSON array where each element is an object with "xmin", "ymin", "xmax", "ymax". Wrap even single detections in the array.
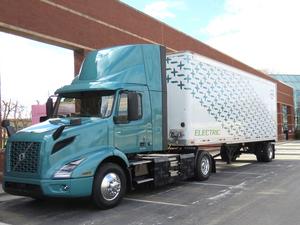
[{"xmin": 0, "ymin": 141, "xmax": 300, "ymax": 225}]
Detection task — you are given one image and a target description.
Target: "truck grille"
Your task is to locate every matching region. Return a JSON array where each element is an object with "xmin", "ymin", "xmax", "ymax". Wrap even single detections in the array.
[{"xmin": 9, "ymin": 141, "xmax": 41, "ymax": 174}]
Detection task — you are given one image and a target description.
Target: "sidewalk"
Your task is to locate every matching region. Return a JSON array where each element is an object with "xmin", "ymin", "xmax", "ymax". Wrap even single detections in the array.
[
  {"xmin": 0, "ymin": 181, "xmax": 4, "ymax": 195},
  {"xmin": 276, "ymin": 140, "xmax": 300, "ymax": 145}
]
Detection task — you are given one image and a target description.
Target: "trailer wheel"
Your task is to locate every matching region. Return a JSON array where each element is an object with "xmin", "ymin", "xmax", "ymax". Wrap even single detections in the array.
[
  {"xmin": 260, "ymin": 142, "xmax": 273, "ymax": 162},
  {"xmin": 255, "ymin": 142, "xmax": 273, "ymax": 162},
  {"xmin": 92, "ymin": 163, "xmax": 126, "ymax": 209},
  {"xmin": 195, "ymin": 151, "xmax": 211, "ymax": 181},
  {"xmin": 256, "ymin": 154, "xmax": 262, "ymax": 162}
]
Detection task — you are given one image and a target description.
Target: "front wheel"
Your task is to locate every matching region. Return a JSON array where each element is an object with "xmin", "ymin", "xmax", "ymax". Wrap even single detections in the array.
[
  {"xmin": 92, "ymin": 163, "xmax": 126, "ymax": 209},
  {"xmin": 195, "ymin": 151, "xmax": 212, "ymax": 181}
]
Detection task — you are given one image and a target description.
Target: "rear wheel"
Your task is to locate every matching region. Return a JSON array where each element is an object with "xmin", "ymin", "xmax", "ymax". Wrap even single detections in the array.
[
  {"xmin": 261, "ymin": 142, "xmax": 274, "ymax": 162},
  {"xmin": 256, "ymin": 142, "xmax": 273, "ymax": 162},
  {"xmin": 92, "ymin": 163, "xmax": 126, "ymax": 209},
  {"xmin": 195, "ymin": 151, "xmax": 211, "ymax": 181}
]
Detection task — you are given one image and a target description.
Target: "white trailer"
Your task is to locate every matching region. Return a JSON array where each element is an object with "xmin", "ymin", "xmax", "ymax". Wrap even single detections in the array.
[{"xmin": 166, "ymin": 51, "xmax": 277, "ymax": 163}]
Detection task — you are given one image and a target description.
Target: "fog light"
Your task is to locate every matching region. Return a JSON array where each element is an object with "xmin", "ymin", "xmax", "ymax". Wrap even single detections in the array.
[{"xmin": 61, "ymin": 185, "xmax": 69, "ymax": 191}]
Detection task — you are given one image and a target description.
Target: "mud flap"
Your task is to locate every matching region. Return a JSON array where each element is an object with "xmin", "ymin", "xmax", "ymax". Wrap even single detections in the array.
[{"xmin": 210, "ymin": 154, "xmax": 216, "ymax": 173}]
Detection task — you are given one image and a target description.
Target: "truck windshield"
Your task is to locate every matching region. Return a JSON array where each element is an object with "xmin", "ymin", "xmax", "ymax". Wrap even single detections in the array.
[{"xmin": 53, "ymin": 91, "xmax": 115, "ymax": 118}]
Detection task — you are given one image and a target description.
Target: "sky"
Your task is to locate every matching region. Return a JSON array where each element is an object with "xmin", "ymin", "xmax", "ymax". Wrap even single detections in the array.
[
  {"xmin": 1, "ymin": 0, "xmax": 300, "ymax": 117},
  {"xmin": 0, "ymin": 32, "xmax": 74, "ymax": 117},
  {"xmin": 122, "ymin": 0, "xmax": 300, "ymax": 74}
]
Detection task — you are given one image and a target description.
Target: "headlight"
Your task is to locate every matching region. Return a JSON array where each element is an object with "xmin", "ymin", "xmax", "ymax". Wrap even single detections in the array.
[{"xmin": 53, "ymin": 158, "xmax": 84, "ymax": 179}]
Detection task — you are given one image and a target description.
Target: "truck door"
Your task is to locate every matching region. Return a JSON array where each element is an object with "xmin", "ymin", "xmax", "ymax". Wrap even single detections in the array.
[{"xmin": 114, "ymin": 90, "xmax": 153, "ymax": 153}]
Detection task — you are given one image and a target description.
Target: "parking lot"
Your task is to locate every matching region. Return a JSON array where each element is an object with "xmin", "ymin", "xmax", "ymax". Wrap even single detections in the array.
[{"xmin": 1, "ymin": 141, "xmax": 300, "ymax": 225}]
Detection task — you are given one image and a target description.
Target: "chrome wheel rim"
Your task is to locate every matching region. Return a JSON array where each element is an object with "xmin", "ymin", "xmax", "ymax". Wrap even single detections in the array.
[
  {"xmin": 201, "ymin": 156, "xmax": 210, "ymax": 175},
  {"xmin": 101, "ymin": 172, "xmax": 121, "ymax": 201}
]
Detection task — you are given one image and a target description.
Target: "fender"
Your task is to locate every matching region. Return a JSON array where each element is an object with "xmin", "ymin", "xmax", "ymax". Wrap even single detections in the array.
[
  {"xmin": 112, "ymin": 148, "xmax": 130, "ymax": 167},
  {"xmin": 71, "ymin": 147, "xmax": 129, "ymax": 178}
]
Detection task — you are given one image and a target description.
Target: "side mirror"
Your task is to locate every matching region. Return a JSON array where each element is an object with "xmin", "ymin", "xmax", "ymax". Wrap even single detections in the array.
[
  {"xmin": 128, "ymin": 92, "xmax": 139, "ymax": 121},
  {"xmin": 46, "ymin": 97, "xmax": 54, "ymax": 118},
  {"xmin": 1, "ymin": 119, "xmax": 16, "ymax": 137}
]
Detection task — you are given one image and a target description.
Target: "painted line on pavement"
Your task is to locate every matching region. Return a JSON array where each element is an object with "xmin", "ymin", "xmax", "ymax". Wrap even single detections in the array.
[
  {"xmin": 181, "ymin": 181, "xmax": 233, "ymax": 187},
  {"xmin": 124, "ymin": 198, "xmax": 188, "ymax": 207},
  {"xmin": 253, "ymin": 164, "xmax": 291, "ymax": 167},
  {"xmin": 218, "ymin": 171, "xmax": 265, "ymax": 175},
  {"xmin": 0, "ymin": 222, "xmax": 12, "ymax": 225}
]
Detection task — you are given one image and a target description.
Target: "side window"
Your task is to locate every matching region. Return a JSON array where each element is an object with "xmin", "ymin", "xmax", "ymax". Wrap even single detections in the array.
[
  {"xmin": 117, "ymin": 93, "xmax": 128, "ymax": 122},
  {"xmin": 116, "ymin": 92, "xmax": 143, "ymax": 123}
]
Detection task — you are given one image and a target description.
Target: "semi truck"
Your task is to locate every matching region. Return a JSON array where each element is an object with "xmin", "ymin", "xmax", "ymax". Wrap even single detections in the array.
[{"xmin": 1, "ymin": 44, "xmax": 277, "ymax": 209}]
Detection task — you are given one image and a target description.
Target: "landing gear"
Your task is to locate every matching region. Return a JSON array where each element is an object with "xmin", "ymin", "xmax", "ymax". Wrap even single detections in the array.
[{"xmin": 220, "ymin": 144, "xmax": 241, "ymax": 164}]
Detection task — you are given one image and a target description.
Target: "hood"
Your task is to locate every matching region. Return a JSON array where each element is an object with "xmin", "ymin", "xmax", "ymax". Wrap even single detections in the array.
[
  {"xmin": 19, "ymin": 117, "xmax": 96, "ymax": 134},
  {"xmin": 8, "ymin": 117, "xmax": 108, "ymax": 144}
]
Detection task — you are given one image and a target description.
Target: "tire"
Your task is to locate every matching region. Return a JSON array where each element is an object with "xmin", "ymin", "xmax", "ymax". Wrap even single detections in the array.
[
  {"xmin": 195, "ymin": 151, "xmax": 211, "ymax": 181},
  {"xmin": 92, "ymin": 163, "xmax": 126, "ymax": 209},
  {"xmin": 256, "ymin": 142, "xmax": 273, "ymax": 162},
  {"xmin": 256, "ymin": 154, "xmax": 263, "ymax": 162},
  {"xmin": 260, "ymin": 142, "xmax": 274, "ymax": 162}
]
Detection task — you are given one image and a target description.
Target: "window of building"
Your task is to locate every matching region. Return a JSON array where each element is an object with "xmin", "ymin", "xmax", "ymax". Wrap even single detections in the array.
[{"xmin": 282, "ymin": 105, "xmax": 288, "ymax": 131}]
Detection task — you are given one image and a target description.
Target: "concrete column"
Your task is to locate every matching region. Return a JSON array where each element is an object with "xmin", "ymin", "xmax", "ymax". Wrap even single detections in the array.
[{"xmin": 74, "ymin": 49, "xmax": 89, "ymax": 75}]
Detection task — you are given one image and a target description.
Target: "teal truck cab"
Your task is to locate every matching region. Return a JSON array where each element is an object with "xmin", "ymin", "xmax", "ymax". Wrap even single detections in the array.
[{"xmin": 2, "ymin": 44, "xmax": 214, "ymax": 209}]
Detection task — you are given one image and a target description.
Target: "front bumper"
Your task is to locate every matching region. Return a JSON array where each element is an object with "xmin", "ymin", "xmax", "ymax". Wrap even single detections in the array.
[{"xmin": 3, "ymin": 175, "xmax": 93, "ymax": 198}]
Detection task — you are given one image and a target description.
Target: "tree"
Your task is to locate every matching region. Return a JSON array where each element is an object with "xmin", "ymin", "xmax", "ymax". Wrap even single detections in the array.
[
  {"xmin": 1, "ymin": 99, "xmax": 30, "ymax": 129},
  {"xmin": 1, "ymin": 99, "xmax": 30, "ymax": 148}
]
